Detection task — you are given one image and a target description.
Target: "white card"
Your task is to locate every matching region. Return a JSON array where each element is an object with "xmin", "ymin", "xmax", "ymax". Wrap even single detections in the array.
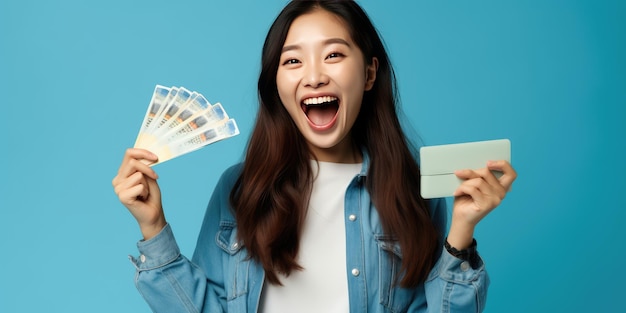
[{"xmin": 420, "ymin": 139, "xmax": 511, "ymax": 199}]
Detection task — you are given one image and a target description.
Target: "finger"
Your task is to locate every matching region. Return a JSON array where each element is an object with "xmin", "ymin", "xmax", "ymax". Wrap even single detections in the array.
[
  {"xmin": 118, "ymin": 177, "xmax": 152, "ymax": 206},
  {"xmin": 118, "ymin": 184, "xmax": 149, "ymax": 206},
  {"xmin": 454, "ymin": 180, "xmax": 494, "ymax": 210},
  {"xmin": 487, "ymin": 160, "xmax": 517, "ymax": 190},
  {"xmin": 137, "ymin": 176, "xmax": 150, "ymax": 200},
  {"xmin": 454, "ymin": 175, "xmax": 503, "ymax": 200},
  {"xmin": 125, "ymin": 148, "xmax": 159, "ymax": 163},
  {"xmin": 453, "ymin": 178, "xmax": 480, "ymax": 197},
  {"xmin": 129, "ymin": 158, "xmax": 159, "ymax": 180},
  {"xmin": 455, "ymin": 166, "xmax": 510, "ymax": 198},
  {"xmin": 117, "ymin": 148, "xmax": 156, "ymax": 174},
  {"xmin": 474, "ymin": 167, "xmax": 507, "ymax": 198},
  {"xmin": 130, "ymin": 172, "xmax": 153, "ymax": 201},
  {"xmin": 119, "ymin": 148, "xmax": 158, "ymax": 169},
  {"xmin": 453, "ymin": 177, "xmax": 486, "ymax": 196},
  {"xmin": 454, "ymin": 178, "xmax": 502, "ymax": 209},
  {"xmin": 116, "ymin": 152, "xmax": 159, "ymax": 182},
  {"xmin": 144, "ymin": 176, "xmax": 161, "ymax": 203},
  {"xmin": 114, "ymin": 171, "xmax": 146, "ymax": 197},
  {"xmin": 454, "ymin": 169, "xmax": 482, "ymax": 180}
]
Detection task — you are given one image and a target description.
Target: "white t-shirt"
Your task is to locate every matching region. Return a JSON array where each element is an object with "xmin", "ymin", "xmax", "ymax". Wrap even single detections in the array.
[{"xmin": 259, "ymin": 161, "xmax": 362, "ymax": 313}]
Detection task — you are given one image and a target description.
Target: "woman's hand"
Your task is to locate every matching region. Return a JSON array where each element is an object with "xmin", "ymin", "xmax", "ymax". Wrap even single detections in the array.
[
  {"xmin": 447, "ymin": 160, "xmax": 517, "ymax": 249},
  {"xmin": 112, "ymin": 148, "xmax": 166, "ymax": 240}
]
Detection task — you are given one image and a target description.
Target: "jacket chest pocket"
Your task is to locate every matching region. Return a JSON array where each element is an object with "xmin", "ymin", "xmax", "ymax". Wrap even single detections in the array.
[
  {"xmin": 375, "ymin": 234, "xmax": 417, "ymax": 313},
  {"xmin": 216, "ymin": 221, "xmax": 251, "ymax": 303}
]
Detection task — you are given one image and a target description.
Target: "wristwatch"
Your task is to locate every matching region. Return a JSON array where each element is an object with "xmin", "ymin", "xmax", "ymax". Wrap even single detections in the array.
[{"xmin": 444, "ymin": 238, "xmax": 480, "ymax": 269}]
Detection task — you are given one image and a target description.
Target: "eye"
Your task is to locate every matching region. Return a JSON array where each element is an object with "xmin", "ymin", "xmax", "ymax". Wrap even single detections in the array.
[
  {"xmin": 282, "ymin": 58, "xmax": 300, "ymax": 65},
  {"xmin": 326, "ymin": 52, "xmax": 344, "ymax": 60}
]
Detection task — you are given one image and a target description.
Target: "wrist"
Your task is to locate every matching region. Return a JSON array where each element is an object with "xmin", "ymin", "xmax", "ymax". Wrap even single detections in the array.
[
  {"xmin": 139, "ymin": 217, "xmax": 167, "ymax": 241},
  {"xmin": 447, "ymin": 221, "xmax": 474, "ymax": 250}
]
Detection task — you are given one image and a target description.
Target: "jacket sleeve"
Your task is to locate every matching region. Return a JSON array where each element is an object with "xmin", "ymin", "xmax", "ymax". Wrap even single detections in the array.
[
  {"xmin": 130, "ymin": 225, "xmax": 225, "ymax": 313},
  {"xmin": 129, "ymin": 165, "xmax": 242, "ymax": 313},
  {"xmin": 423, "ymin": 198, "xmax": 490, "ymax": 313}
]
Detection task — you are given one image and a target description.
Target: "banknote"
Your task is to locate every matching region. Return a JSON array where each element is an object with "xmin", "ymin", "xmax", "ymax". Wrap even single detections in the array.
[
  {"xmin": 154, "ymin": 103, "xmax": 228, "ymax": 145},
  {"xmin": 151, "ymin": 88, "xmax": 195, "ymax": 132},
  {"xmin": 135, "ymin": 86, "xmax": 181, "ymax": 149},
  {"xmin": 149, "ymin": 119, "xmax": 240, "ymax": 165},
  {"xmin": 134, "ymin": 85, "xmax": 170, "ymax": 148},
  {"xmin": 150, "ymin": 94, "xmax": 213, "ymax": 139},
  {"xmin": 133, "ymin": 85, "xmax": 239, "ymax": 165}
]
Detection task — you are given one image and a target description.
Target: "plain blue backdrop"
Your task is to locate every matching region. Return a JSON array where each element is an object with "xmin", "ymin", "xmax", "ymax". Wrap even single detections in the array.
[{"xmin": 1, "ymin": 0, "xmax": 624, "ymax": 312}]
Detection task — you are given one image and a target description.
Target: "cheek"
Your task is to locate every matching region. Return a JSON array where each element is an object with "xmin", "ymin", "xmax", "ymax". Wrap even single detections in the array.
[
  {"xmin": 276, "ymin": 71, "xmax": 303, "ymax": 120},
  {"xmin": 276, "ymin": 72, "xmax": 295, "ymax": 102},
  {"xmin": 276, "ymin": 90, "xmax": 300, "ymax": 121},
  {"xmin": 276, "ymin": 75, "xmax": 287, "ymax": 101},
  {"xmin": 333, "ymin": 63, "xmax": 367, "ymax": 90},
  {"xmin": 335, "ymin": 66, "xmax": 367, "ymax": 110}
]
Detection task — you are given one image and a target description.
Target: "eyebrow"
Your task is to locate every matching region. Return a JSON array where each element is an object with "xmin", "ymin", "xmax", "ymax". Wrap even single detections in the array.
[{"xmin": 281, "ymin": 38, "xmax": 351, "ymax": 53}]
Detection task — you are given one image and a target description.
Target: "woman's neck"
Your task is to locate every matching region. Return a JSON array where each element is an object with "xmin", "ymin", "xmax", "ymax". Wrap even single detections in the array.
[{"xmin": 308, "ymin": 137, "xmax": 362, "ymax": 164}]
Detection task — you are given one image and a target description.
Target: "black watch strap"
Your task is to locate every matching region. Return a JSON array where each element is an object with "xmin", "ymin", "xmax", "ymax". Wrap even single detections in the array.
[{"xmin": 444, "ymin": 238, "xmax": 480, "ymax": 269}]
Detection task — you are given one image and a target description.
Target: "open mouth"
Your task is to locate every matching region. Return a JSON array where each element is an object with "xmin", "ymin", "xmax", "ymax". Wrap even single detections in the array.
[{"xmin": 301, "ymin": 96, "xmax": 339, "ymax": 127}]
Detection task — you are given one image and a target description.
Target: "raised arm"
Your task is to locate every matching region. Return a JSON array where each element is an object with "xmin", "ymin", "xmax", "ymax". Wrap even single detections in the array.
[
  {"xmin": 424, "ymin": 160, "xmax": 516, "ymax": 312},
  {"xmin": 112, "ymin": 148, "xmax": 226, "ymax": 312}
]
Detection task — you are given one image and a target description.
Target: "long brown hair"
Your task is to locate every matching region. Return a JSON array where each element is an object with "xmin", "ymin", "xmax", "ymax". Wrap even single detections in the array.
[{"xmin": 230, "ymin": 0, "xmax": 439, "ymax": 287}]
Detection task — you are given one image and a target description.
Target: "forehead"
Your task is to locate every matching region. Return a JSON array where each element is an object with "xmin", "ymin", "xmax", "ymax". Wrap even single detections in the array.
[{"xmin": 283, "ymin": 9, "xmax": 352, "ymax": 46}]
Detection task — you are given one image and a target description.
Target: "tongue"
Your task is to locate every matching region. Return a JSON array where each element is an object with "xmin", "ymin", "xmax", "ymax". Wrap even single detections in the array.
[{"xmin": 307, "ymin": 106, "xmax": 337, "ymax": 125}]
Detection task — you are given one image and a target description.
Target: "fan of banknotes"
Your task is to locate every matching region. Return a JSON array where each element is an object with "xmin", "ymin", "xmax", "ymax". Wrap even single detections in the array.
[{"xmin": 134, "ymin": 85, "xmax": 239, "ymax": 165}]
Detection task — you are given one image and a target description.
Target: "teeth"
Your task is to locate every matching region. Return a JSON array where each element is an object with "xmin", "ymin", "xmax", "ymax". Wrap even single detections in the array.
[{"xmin": 303, "ymin": 96, "xmax": 338, "ymax": 105}]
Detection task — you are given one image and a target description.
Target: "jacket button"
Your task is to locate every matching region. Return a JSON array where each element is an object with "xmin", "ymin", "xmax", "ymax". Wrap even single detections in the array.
[
  {"xmin": 460, "ymin": 261, "xmax": 470, "ymax": 272},
  {"xmin": 140, "ymin": 254, "xmax": 146, "ymax": 263},
  {"xmin": 351, "ymin": 268, "xmax": 360, "ymax": 276},
  {"xmin": 348, "ymin": 214, "xmax": 357, "ymax": 221},
  {"xmin": 232, "ymin": 242, "xmax": 239, "ymax": 250}
]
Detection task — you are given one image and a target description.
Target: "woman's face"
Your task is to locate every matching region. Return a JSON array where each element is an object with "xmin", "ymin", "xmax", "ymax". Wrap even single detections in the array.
[{"xmin": 276, "ymin": 9, "xmax": 377, "ymax": 163}]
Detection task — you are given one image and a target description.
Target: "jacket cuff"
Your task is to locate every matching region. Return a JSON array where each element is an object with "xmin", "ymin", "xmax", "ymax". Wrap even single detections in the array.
[
  {"xmin": 432, "ymin": 247, "xmax": 485, "ymax": 283},
  {"xmin": 129, "ymin": 224, "xmax": 180, "ymax": 271}
]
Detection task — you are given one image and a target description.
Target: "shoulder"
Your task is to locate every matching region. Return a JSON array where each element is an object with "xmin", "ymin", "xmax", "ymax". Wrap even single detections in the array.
[
  {"xmin": 206, "ymin": 163, "xmax": 243, "ymax": 210},
  {"xmin": 215, "ymin": 162, "xmax": 243, "ymax": 191},
  {"xmin": 202, "ymin": 163, "xmax": 243, "ymax": 224}
]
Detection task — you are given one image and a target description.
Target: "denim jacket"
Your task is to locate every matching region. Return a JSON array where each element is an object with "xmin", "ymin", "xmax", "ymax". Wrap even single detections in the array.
[{"xmin": 130, "ymin": 156, "xmax": 489, "ymax": 313}]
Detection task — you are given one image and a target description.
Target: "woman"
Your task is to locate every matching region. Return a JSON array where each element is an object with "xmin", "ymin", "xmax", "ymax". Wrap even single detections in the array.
[{"xmin": 112, "ymin": 1, "xmax": 517, "ymax": 312}]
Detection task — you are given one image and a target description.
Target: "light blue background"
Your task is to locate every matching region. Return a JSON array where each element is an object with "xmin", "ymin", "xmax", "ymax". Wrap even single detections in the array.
[{"xmin": 1, "ymin": 0, "xmax": 624, "ymax": 312}]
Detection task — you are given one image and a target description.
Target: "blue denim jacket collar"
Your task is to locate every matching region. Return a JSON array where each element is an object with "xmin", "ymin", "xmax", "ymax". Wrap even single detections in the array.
[{"xmin": 359, "ymin": 148, "xmax": 370, "ymax": 177}]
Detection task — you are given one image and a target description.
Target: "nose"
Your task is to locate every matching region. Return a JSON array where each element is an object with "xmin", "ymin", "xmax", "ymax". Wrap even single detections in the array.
[{"xmin": 302, "ymin": 61, "xmax": 329, "ymax": 88}]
